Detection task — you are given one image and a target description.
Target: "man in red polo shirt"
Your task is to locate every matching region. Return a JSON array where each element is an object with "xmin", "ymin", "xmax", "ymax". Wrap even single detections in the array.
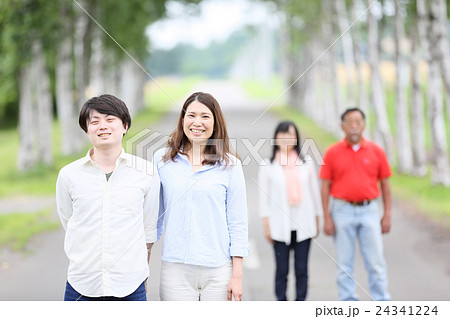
[{"xmin": 319, "ymin": 107, "xmax": 392, "ymax": 301}]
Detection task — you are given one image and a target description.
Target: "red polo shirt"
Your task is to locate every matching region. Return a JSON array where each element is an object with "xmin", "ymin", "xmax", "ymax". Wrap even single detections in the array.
[{"xmin": 319, "ymin": 138, "xmax": 391, "ymax": 202}]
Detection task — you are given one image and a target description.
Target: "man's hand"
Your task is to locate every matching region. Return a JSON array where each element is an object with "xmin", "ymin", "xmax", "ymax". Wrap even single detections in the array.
[
  {"xmin": 381, "ymin": 214, "xmax": 391, "ymax": 234},
  {"xmin": 323, "ymin": 217, "xmax": 336, "ymax": 236}
]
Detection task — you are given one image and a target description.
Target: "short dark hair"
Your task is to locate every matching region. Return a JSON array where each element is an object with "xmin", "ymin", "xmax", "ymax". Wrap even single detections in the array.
[
  {"xmin": 79, "ymin": 94, "xmax": 131, "ymax": 133},
  {"xmin": 341, "ymin": 107, "xmax": 365, "ymax": 122}
]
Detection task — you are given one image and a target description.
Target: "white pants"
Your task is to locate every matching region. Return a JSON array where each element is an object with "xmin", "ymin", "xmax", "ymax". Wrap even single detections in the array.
[{"xmin": 160, "ymin": 260, "xmax": 233, "ymax": 301}]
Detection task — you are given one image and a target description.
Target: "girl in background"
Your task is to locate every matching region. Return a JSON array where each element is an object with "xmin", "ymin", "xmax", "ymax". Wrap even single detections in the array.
[{"xmin": 258, "ymin": 121, "xmax": 322, "ymax": 301}]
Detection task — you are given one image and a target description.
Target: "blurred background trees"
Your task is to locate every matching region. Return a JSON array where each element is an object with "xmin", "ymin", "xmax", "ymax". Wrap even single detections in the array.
[{"xmin": 0, "ymin": 0, "xmax": 449, "ymax": 186}]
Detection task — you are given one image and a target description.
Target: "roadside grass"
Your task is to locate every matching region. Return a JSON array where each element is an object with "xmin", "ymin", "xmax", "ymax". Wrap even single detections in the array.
[
  {"xmin": 241, "ymin": 77, "xmax": 284, "ymax": 101},
  {"xmin": 0, "ymin": 76, "xmax": 201, "ymax": 198},
  {"xmin": 0, "ymin": 209, "xmax": 59, "ymax": 251}
]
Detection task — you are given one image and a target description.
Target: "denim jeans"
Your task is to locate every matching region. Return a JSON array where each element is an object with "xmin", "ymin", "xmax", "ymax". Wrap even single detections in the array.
[
  {"xmin": 273, "ymin": 231, "xmax": 311, "ymax": 301},
  {"xmin": 64, "ymin": 281, "xmax": 147, "ymax": 301},
  {"xmin": 331, "ymin": 199, "xmax": 390, "ymax": 301}
]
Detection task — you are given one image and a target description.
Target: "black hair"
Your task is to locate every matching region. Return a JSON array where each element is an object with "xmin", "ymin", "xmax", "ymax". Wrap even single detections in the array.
[
  {"xmin": 341, "ymin": 107, "xmax": 366, "ymax": 122},
  {"xmin": 270, "ymin": 121, "xmax": 304, "ymax": 163},
  {"xmin": 78, "ymin": 94, "xmax": 131, "ymax": 133}
]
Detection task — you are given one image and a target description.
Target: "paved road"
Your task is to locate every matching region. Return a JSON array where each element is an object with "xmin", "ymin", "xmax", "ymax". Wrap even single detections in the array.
[{"xmin": 1, "ymin": 80, "xmax": 450, "ymax": 300}]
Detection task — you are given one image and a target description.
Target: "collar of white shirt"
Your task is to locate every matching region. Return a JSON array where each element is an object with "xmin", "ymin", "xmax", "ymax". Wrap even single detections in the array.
[{"xmin": 81, "ymin": 148, "xmax": 130, "ymax": 167}]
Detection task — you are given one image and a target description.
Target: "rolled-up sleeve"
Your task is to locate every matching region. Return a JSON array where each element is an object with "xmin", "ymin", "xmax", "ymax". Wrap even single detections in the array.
[
  {"xmin": 143, "ymin": 163, "xmax": 160, "ymax": 243},
  {"xmin": 226, "ymin": 160, "xmax": 249, "ymax": 257},
  {"xmin": 55, "ymin": 169, "xmax": 73, "ymax": 231}
]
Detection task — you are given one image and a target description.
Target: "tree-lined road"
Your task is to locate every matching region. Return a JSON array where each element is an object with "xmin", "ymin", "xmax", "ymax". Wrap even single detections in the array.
[{"xmin": 1, "ymin": 81, "xmax": 449, "ymax": 301}]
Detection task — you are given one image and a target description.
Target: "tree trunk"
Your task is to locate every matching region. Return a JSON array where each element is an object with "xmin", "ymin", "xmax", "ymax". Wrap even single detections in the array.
[
  {"xmin": 409, "ymin": 21, "xmax": 427, "ymax": 177},
  {"xmin": 119, "ymin": 59, "xmax": 146, "ymax": 116},
  {"xmin": 89, "ymin": 28, "xmax": 105, "ymax": 96},
  {"xmin": 74, "ymin": 3, "xmax": 89, "ymax": 108},
  {"xmin": 431, "ymin": 0, "xmax": 450, "ymax": 143},
  {"xmin": 394, "ymin": 0, "xmax": 413, "ymax": 173},
  {"xmin": 33, "ymin": 41, "xmax": 53, "ymax": 166},
  {"xmin": 367, "ymin": 0, "xmax": 395, "ymax": 162},
  {"xmin": 56, "ymin": 6, "xmax": 83, "ymax": 156},
  {"xmin": 72, "ymin": 1, "xmax": 92, "ymax": 151},
  {"xmin": 350, "ymin": 0, "xmax": 371, "ymax": 138},
  {"xmin": 323, "ymin": 2, "xmax": 343, "ymax": 136},
  {"xmin": 333, "ymin": 0, "xmax": 356, "ymax": 103},
  {"xmin": 18, "ymin": 41, "xmax": 54, "ymax": 170},
  {"xmin": 422, "ymin": 0, "xmax": 450, "ymax": 186},
  {"xmin": 17, "ymin": 65, "xmax": 37, "ymax": 171}
]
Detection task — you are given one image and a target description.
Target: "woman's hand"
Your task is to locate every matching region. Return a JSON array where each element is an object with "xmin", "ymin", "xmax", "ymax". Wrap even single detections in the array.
[
  {"xmin": 262, "ymin": 217, "xmax": 274, "ymax": 244},
  {"xmin": 227, "ymin": 274, "xmax": 243, "ymax": 301},
  {"xmin": 313, "ymin": 215, "xmax": 320, "ymax": 238},
  {"xmin": 228, "ymin": 257, "xmax": 243, "ymax": 301}
]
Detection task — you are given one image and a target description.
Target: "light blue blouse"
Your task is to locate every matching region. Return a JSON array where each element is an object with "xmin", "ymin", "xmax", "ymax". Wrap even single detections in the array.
[{"xmin": 153, "ymin": 148, "xmax": 249, "ymax": 267}]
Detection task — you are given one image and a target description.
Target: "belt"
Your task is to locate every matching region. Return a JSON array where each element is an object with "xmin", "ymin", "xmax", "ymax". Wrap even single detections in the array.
[{"xmin": 346, "ymin": 199, "xmax": 373, "ymax": 206}]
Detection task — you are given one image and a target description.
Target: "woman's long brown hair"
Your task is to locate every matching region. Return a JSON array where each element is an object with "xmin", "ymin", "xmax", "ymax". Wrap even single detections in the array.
[{"xmin": 163, "ymin": 92, "xmax": 239, "ymax": 166}]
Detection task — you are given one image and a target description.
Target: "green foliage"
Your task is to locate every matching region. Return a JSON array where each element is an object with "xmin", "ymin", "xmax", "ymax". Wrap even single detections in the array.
[
  {"xmin": 0, "ymin": 0, "xmax": 198, "ymax": 127},
  {"xmin": 0, "ymin": 209, "xmax": 59, "ymax": 251},
  {"xmin": 99, "ymin": 0, "xmax": 167, "ymax": 61}
]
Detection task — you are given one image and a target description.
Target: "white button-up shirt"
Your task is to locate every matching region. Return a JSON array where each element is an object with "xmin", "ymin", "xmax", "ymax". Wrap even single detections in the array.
[
  {"xmin": 56, "ymin": 149, "xmax": 160, "ymax": 297},
  {"xmin": 154, "ymin": 148, "xmax": 249, "ymax": 267}
]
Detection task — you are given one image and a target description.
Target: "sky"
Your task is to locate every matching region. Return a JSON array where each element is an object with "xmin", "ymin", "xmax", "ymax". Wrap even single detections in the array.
[{"xmin": 146, "ymin": 0, "xmax": 279, "ymax": 50}]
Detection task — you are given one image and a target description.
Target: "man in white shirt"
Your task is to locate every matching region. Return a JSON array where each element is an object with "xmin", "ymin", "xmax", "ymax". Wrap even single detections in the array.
[{"xmin": 56, "ymin": 94, "xmax": 160, "ymax": 301}]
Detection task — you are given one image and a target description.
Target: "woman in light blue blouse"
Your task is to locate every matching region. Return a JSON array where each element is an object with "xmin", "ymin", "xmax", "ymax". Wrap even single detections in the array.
[{"xmin": 153, "ymin": 92, "xmax": 249, "ymax": 301}]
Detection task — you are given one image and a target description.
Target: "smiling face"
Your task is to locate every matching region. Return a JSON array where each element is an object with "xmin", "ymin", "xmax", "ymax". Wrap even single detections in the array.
[
  {"xmin": 182, "ymin": 100, "xmax": 214, "ymax": 145},
  {"xmin": 86, "ymin": 110, "xmax": 128, "ymax": 149}
]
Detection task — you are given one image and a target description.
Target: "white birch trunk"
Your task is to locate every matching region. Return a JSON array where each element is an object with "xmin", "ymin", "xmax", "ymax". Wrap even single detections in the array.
[
  {"xmin": 120, "ymin": 60, "xmax": 146, "ymax": 116},
  {"xmin": 33, "ymin": 41, "xmax": 53, "ymax": 166},
  {"xmin": 72, "ymin": 2, "xmax": 91, "ymax": 151},
  {"xmin": 89, "ymin": 28, "xmax": 105, "ymax": 96},
  {"xmin": 350, "ymin": 0, "xmax": 371, "ymax": 138},
  {"xmin": 56, "ymin": 28, "xmax": 81, "ymax": 155},
  {"xmin": 323, "ymin": 4, "xmax": 343, "ymax": 136},
  {"xmin": 431, "ymin": 0, "xmax": 450, "ymax": 143},
  {"xmin": 74, "ymin": 4, "xmax": 89, "ymax": 108},
  {"xmin": 422, "ymin": 0, "xmax": 450, "ymax": 185},
  {"xmin": 17, "ymin": 65, "xmax": 37, "ymax": 171},
  {"xmin": 367, "ymin": 0, "xmax": 395, "ymax": 162},
  {"xmin": 427, "ymin": 61, "xmax": 450, "ymax": 186},
  {"xmin": 409, "ymin": 22, "xmax": 427, "ymax": 177},
  {"xmin": 134, "ymin": 63, "xmax": 146, "ymax": 112},
  {"xmin": 333, "ymin": 0, "xmax": 356, "ymax": 103},
  {"xmin": 394, "ymin": 0, "xmax": 413, "ymax": 173}
]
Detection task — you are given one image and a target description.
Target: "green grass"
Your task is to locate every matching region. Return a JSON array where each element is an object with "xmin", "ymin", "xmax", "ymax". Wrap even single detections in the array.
[
  {"xmin": 0, "ymin": 209, "xmax": 59, "ymax": 251},
  {"xmin": 272, "ymin": 105, "xmax": 450, "ymax": 225},
  {"xmin": 240, "ymin": 76, "xmax": 284, "ymax": 101},
  {"xmin": 0, "ymin": 76, "xmax": 202, "ymax": 198}
]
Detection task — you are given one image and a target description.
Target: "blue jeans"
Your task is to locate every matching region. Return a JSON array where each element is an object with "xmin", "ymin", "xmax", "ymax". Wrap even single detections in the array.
[
  {"xmin": 331, "ymin": 199, "xmax": 390, "ymax": 301},
  {"xmin": 64, "ymin": 281, "xmax": 147, "ymax": 301},
  {"xmin": 273, "ymin": 231, "xmax": 311, "ymax": 301}
]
